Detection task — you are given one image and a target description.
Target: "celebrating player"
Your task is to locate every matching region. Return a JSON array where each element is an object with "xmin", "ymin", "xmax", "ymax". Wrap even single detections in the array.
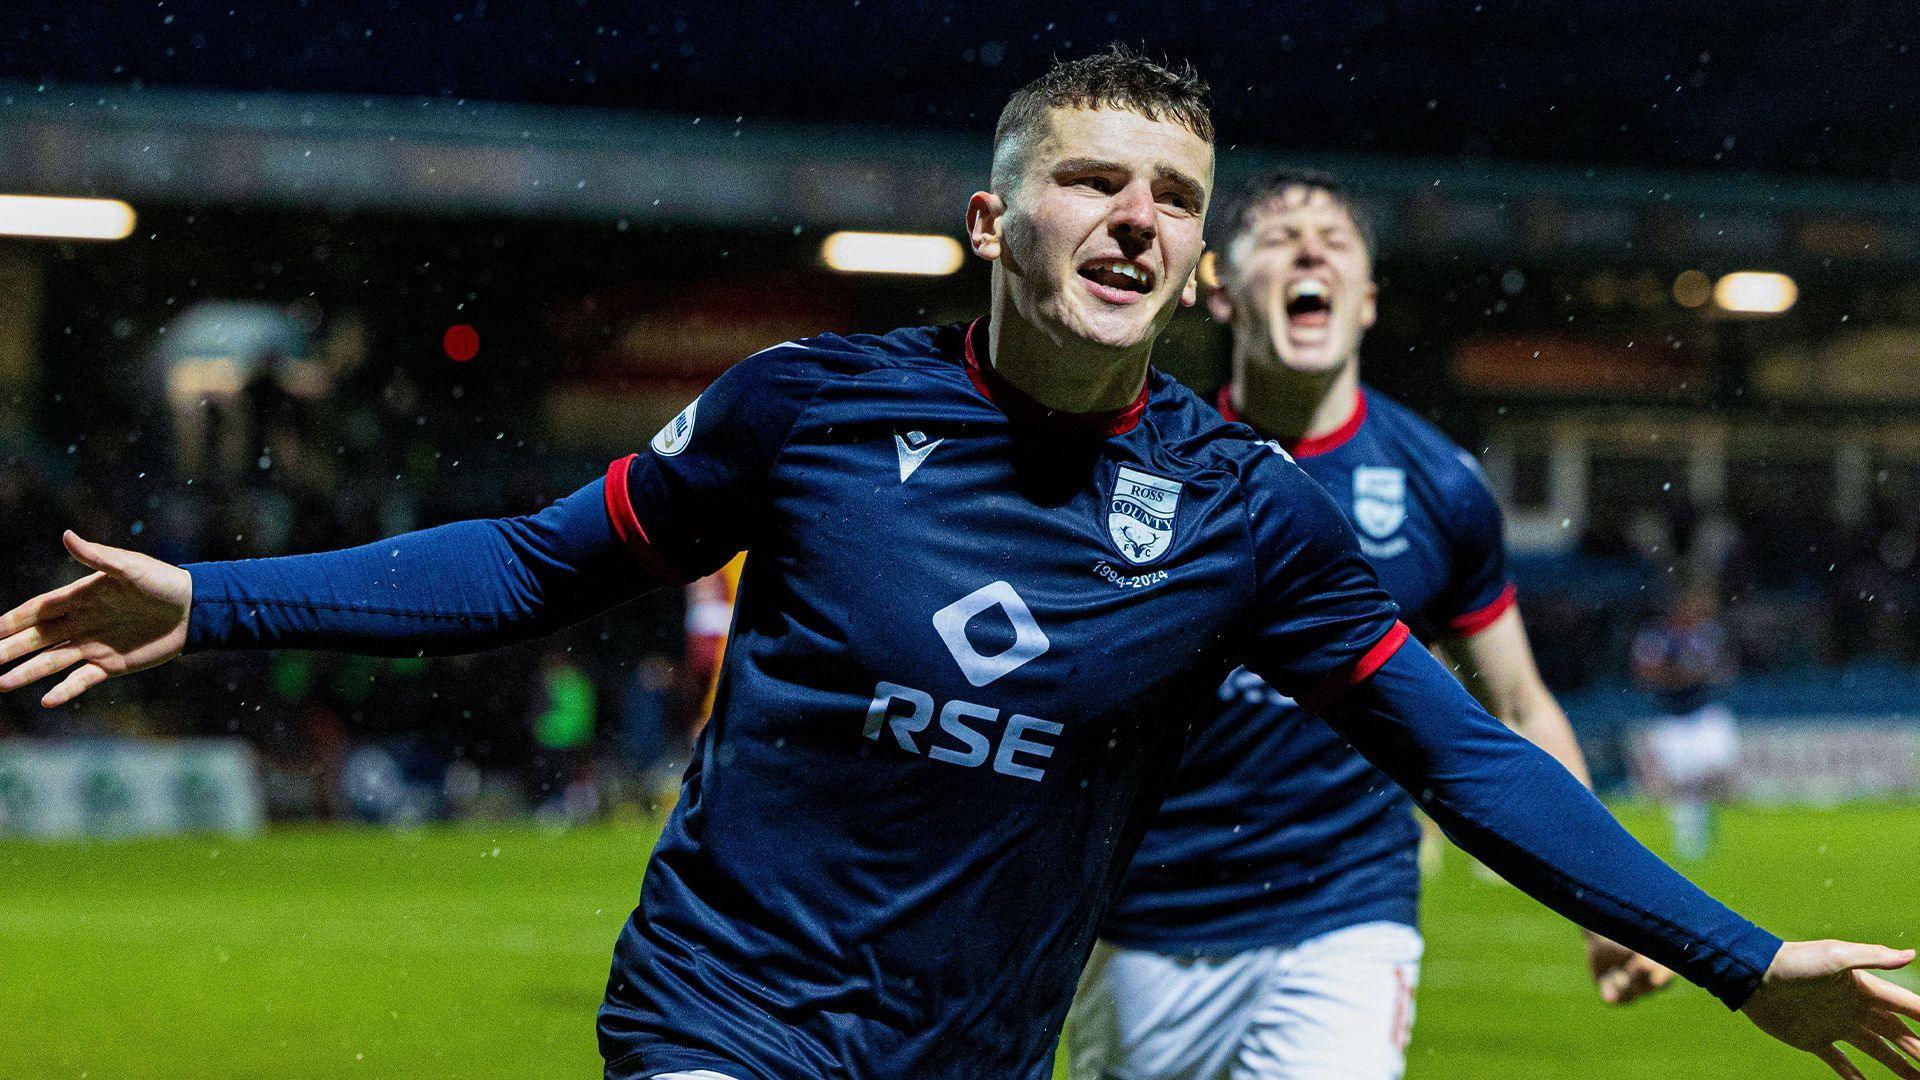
[
  {"xmin": 1070, "ymin": 172, "xmax": 1675, "ymax": 1080},
  {"xmin": 2, "ymin": 48, "xmax": 1917, "ymax": 1080}
]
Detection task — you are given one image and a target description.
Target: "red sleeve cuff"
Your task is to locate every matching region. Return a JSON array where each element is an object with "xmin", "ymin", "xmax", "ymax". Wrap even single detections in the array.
[
  {"xmin": 1296, "ymin": 620, "xmax": 1412, "ymax": 715},
  {"xmin": 1447, "ymin": 583, "xmax": 1518, "ymax": 638},
  {"xmin": 604, "ymin": 454, "xmax": 690, "ymax": 586}
]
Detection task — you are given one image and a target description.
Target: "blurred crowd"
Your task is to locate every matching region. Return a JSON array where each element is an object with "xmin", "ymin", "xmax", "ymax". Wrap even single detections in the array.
[
  {"xmin": 3, "ymin": 300, "xmax": 1917, "ymax": 820},
  {"xmin": 0, "ymin": 301, "xmax": 696, "ymax": 822},
  {"xmin": 1519, "ymin": 490, "xmax": 1920, "ymax": 696}
]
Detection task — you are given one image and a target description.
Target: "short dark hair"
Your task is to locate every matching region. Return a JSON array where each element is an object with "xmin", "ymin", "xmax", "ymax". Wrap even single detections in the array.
[
  {"xmin": 991, "ymin": 44, "xmax": 1213, "ymax": 193},
  {"xmin": 1212, "ymin": 170, "xmax": 1377, "ymax": 273}
]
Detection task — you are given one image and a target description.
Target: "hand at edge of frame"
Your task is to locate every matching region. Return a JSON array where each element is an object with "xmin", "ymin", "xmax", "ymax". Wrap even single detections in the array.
[
  {"xmin": 0, "ymin": 531, "xmax": 191, "ymax": 707},
  {"xmin": 1742, "ymin": 939, "xmax": 1920, "ymax": 1080}
]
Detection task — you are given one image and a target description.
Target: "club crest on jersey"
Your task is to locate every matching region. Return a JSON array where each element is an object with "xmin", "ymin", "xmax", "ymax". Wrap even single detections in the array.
[
  {"xmin": 1107, "ymin": 466, "xmax": 1182, "ymax": 565},
  {"xmin": 650, "ymin": 396, "xmax": 699, "ymax": 457},
  {"xmin": 1353, "ymin": 465, "xmax": 1410, "ymax": 558}
]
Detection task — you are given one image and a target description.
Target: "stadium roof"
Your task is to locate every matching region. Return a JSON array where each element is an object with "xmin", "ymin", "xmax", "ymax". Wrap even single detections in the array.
[
  {"xmin": 9, "ymin": 81, "xmax": 1920, "ymax": 269},
  {"xmin": 8, "ymin": 1, "xmax": 1920, "ymax": 184}
]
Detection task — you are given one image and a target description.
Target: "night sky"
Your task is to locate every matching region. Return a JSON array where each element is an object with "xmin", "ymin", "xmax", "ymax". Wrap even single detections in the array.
[{"xmin": 8, "ymin": 1, "xmax": 1920, "ymax": 183}]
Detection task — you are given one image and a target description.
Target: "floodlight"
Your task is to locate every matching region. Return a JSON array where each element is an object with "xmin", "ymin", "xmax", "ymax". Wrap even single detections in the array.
[
  {"xmin": 1713, "ymin": 271, "xmax": 1797, "ymax": 314},
  {"xmin": 822, "ymin": 231, "xmax": 965, "ymax": 276},
  {"xmin": 0, "ymin": 195, "xmax": 137, "ymax": 240}
]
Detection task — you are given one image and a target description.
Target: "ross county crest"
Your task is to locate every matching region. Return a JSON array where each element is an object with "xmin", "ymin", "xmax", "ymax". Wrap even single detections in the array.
[
  {"xmin": 1107, "ymin": 466, "xmax": 1183, "ymax": 565},
  {"xmin": 1353, "ymin": 466, "xmax": 1408, "ymax": 556}
]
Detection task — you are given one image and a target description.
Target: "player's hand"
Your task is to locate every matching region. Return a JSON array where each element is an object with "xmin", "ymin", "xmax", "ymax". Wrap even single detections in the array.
[
  {"xmin": 1584, "ymin": 930, "xmax": 1675, "ymax": 1005},
  {"xmin": 0, "ymin": 531, "xmax": 192, "ymax": 707},
  {"xmin": 1741, "ymin": 940, "xmax": 1920, "ymax": 1079}
]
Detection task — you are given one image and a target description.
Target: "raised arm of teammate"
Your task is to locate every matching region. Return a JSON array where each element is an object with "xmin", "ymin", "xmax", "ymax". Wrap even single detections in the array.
[{"xmin": 1440, "ymin": 605, "xmax": 1678, "ymax": 1006}]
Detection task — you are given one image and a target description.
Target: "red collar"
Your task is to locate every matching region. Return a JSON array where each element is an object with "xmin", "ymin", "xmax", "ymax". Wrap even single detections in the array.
[
  {"xmin": 1215, "ymin": 384, "xmax": 1367, "ymax": 458},
  {"xmin": 961, "ymin": 318, "xmax": 1150, "ymax": 437}
]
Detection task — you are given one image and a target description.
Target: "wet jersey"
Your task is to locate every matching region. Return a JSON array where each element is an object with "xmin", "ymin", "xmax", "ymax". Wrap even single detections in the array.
[
  {"xmin": 1103, "ymin": 387, "xmax": 1518, "ymax": 955},
  {"xmin": 594, "ymin": 323, "xmax": 1402, "ymax": 1079}
]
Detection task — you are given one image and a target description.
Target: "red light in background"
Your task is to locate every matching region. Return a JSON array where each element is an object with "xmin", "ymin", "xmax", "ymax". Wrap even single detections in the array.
[{"xmin": 442, "ymin": 324, "xmax": 479, "ymax": 362}]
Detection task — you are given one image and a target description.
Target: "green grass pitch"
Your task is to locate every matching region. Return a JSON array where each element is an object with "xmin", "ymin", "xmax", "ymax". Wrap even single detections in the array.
[{"xmin": 2, "ymin": 803, "xmax": 1914, "ymax": 1078}]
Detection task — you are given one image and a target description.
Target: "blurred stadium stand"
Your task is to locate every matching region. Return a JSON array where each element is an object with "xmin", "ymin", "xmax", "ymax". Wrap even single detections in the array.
[{"xmin": 4, "ymin": 81, "xmax": 1920, "ymax": 827}]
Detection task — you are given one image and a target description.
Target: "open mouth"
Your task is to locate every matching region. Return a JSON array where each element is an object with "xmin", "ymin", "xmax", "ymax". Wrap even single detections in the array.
[
  {"xmin": 1080, "ymin": 258, "xmax": 1155, "ymax": 296},
  {"xmin": 1285, "ymin": 277, "xmax": 1333, "ymax": 329}
]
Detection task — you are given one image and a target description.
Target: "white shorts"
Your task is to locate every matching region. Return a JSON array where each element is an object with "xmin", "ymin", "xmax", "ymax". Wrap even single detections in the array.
[
  {"xmin": 1068, "ymin": 921, "xmax": 1423, "ymax": 1080},
  {"xmin": 1647, "ymin": 703, "xmax": 1739, "ymax": 788}
]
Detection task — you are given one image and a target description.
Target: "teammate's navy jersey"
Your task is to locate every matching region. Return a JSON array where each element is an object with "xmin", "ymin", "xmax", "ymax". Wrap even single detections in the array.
[
  {"xmin": 1101, "ymin": 387, "xmax": 1518, "ymax": 955},
  {"xmin": 594, "ymin": 322, "xmax": 1403, "ymax": 1079}
]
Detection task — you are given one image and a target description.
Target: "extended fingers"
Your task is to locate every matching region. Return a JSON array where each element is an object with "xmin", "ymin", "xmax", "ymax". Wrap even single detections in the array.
[
  {"xmin": 1848, "ymin": 1035, "xmax": 1920, "ymax": 1080},
  {"xmin": 1598, "ymin": 956, "xmax": 1673, "ymax": 1006},
  {"xmin": 1869, "ymin": 1012, "xmax": 1920, "ymax": 1063},
  {"xmin": 1867, "ymin": 974, "xmax": 1920, "ymax": 1021},
  {"xmin": 0, "ymin": 619, "xmax": 67, "ymax": 667},
  {"xmin": 0, "ymin": 644, "xmax": 82, "ymax": 692},
  {"xmin": 1819, "ymin": 1044, "xmax": 1869, "ymax": 1080},
  {"xmin": 42, "ymin": 662, "xmax": 109, "ymax": 708},
  {"xmin": 1840, "ymin": 944, "xmax": 1918, "ymax": 973},
  {"xmin": 0, "ymin": 574, "xmax": 97, "ymax": 636},
  {"xmin": 1600, "ymin": 967, "xmax": 1640, "ymax": 1004},
  {"xmin": 1611, "ymin": 969, "xmax": 1659, "ymax": 1006}
]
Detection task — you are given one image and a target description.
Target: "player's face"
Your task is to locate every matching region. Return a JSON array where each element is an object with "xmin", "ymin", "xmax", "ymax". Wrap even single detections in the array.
[
  {"xmin": 1217, "ymin": 187, "xmax": 1377, "ymax": 374},
  {"xmin": 993, "ymin": 107, "xmax": 1212, "ymax": 353}
]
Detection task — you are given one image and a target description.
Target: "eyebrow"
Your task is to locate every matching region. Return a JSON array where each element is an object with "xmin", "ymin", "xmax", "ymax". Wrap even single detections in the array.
[
  {"xmin": 1250, "ymin": 219, "xmax": 1357, "ymax": 239},
  {"xmin": 1051, "ymin": 157, "xmax": 1207, "ymax": 205},
  {"xmin": 1155, "ymin": 165, "xmax": 1206, "ymax": 206},
  {"xmin": 1051, "ymin": 156, "xmax": 1124, "ymax": 176}
]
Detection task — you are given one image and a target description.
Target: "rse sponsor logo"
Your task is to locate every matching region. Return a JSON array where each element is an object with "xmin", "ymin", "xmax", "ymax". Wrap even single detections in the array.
[
  {"xmin": 863, "ymin": 683, "xmax": 1063, "ymax": 782},
  {"xmin": 861, "ymin": 581, "xmax": 1063, "ymax": 781},
  {"xmin": 931, "ymin": 581, "xmax": 1049, "ymax": 687},
  {"xmin": 1107, "ymin": 466, "xmax": 1182, "ymax": 565}
]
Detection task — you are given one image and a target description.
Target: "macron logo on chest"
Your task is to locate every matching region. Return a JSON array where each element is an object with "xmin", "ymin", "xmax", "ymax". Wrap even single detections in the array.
[{"xmin": 894, "ymin": 428, "xmax": 944, "ymax": 483}]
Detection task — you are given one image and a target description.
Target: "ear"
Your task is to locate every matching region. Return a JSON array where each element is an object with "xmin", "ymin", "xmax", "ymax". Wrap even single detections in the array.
[
  {"xmin": 966, "ymin": 191, "xmax": 1006, "ymax": 263},
  {"xmin": 1205, "ymin": 282, "xmax": 1234, "ymax": 324},
  {"xmin": 1180, "ymin": 269, "xmax": 1199, "ymax": 308},
  {"xmin": 1359, "ymin": 280, "xmax": 1379, "ymax": 331}
]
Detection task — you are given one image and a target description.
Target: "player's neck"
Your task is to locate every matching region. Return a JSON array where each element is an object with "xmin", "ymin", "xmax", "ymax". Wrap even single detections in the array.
[
  {"xmin": 1230, "ymin": 351, "xmax": 1361, "ymax": 444},
  {"xmin": 984, "ymin": 298, "xmax": 1153, "ymax": 416}
]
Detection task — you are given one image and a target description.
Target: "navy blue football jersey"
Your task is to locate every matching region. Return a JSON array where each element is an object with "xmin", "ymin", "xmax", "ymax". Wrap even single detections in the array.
[
  {"xmin": 180, "ymin": 335, "xmax": 1781, "ymax": 1061},
  {"xmin": 594, "ymin": 322, "xmax": 1403, "ymax": 1079},
  {"xmin": 1101, "ymin": 387, "xmax": 1517, "ymax": 955}
]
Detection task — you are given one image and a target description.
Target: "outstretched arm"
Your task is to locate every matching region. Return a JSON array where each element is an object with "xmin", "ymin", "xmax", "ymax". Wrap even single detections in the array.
[
  {"xmin": 1439, "ymin": 604, "xmax": 1676, "ymax": 1006},
  {"xmin": 0, "ymin": 477, "xmax": 655, "ymax": 705},
  {"xmin": 1325, "ymin": 640, "xmax": 1920, "ymax": 1077},
  {"xmin": 2, "ymin": 339, "xmax": 845, "ymax": 709},
  {"xmin": 183, "ymin": 477, "xmax": 649, "ymax": 654}
]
